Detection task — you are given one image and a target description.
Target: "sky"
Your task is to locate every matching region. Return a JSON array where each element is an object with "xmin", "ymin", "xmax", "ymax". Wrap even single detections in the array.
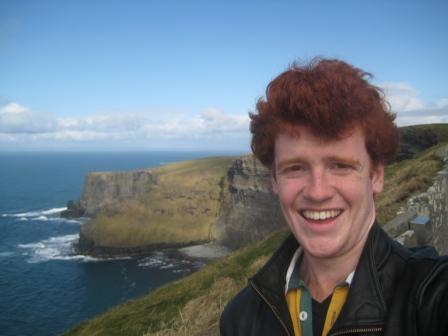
[{"xmin": 0, "ymin": 0, "xmax": 447, "ymax": 151}]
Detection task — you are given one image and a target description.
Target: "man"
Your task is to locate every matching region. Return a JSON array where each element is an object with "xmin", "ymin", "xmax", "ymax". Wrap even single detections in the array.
[{"xmin": 220, "ymin": 59, "xmax": 448, "ymax": 335}]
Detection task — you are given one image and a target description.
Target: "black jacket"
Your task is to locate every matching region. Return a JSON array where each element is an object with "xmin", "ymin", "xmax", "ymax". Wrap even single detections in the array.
[{"xmin": 220, "ymin": 224, "xmax": 448, "ymax": 335}]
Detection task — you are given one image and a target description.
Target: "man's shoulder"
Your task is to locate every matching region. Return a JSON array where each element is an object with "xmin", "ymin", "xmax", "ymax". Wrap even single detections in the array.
[
  {"xmin": 405, "ymin": 253, "xmax": 448, "ymax": 283},
  {"xmin": 219, "ymin": 285, "xmax": 261, "ymax": 334},
  {"xmin": 220, "ymin": 283, "xmax": 292, "ymax": 335},
  {"xmin": 220, "ymin": 234, "xmax": 298, "ymax": 335},
  {"xmin": 388, "ymin": 240, "xmax": 448, "ymax": 299},
  {"xmin": 385, "ymin": 250, "xmax": 448, "ymax": 335},
  {"xmin": 389, "ymin": 239, "xmax": 438, "ymax": 258}
]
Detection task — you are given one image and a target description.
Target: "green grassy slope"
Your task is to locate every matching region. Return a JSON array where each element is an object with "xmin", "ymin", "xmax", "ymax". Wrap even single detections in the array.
[{"xmin": 65, "ymin": 138, "xmax": 448, "ymax": 335}]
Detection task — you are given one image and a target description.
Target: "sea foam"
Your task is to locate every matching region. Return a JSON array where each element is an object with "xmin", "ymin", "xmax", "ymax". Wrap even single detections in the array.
[
  {"xmin": 2, "ymin": 207, "xmax": 88, "ymax": 224},
  {"xmin": 17, "ymin": 234, "xmax": 100, "ymax": 263},
  {"xmin": 5, "ymin": 207, "xmax": 67, "ymax": 218},
  {"xmin": 137, "ymin": 252, "xmax": 204, "ymax": 273}
]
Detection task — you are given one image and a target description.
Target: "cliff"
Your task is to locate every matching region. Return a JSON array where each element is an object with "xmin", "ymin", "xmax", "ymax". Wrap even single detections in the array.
[
  {"xmin": 71, "ymin": 170, "xmax": 157, "ymax": 216},
  {"xmin": 61, "ymin": 170, "xmax": 156, "ymax": 219},
  {"xmin": 74, "ymin": 157, "xmax": 237, "ymax": 255},
  {"xmin": 213, "ymin": 155, "xmax": 286, "ymax": 249},
  {"xmin": 68, "ymin": 124, "xmax": 448, "ymax": 256},
  {"xmin": 73, "ymin": 155, "xmax": 286, "ymax": 256}
]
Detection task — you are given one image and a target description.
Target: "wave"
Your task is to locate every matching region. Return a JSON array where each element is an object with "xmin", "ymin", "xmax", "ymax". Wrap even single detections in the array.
[
  {"xmin": 32, "ymin": 216, "xmax": 88, "ymax": 224},
  {"xmin": 2, "ymin": 207, "xmax": 89, "ymax": 224},
  {"xmin": 4, "ymin": 207, "xmax": 67, "ymax": 218},
  {"xmin": 137, "ymin": 252, "xmax": 204, "ymax": 273},
  {"xmin": 17, "ymin": 234, "xmax": 100, "ymax": 263},
  {"xmin": 17, "ymin": 234, "xmax": 131, "ymax": 264}
]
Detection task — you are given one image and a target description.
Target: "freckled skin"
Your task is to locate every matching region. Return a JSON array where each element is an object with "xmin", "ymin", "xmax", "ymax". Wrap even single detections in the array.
[{"xmin": 272, "ymin": 126, "xmax": 384, "ymax": 260}]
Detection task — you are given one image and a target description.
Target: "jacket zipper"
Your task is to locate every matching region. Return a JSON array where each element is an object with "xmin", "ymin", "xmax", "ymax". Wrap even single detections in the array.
[
  {"xmin": 329, "ymin": 326, "xmax": 383, "ymax": 335},
  {"xmin": 249, "ymin": 280, "xmax": 292, "ymax": 336}
]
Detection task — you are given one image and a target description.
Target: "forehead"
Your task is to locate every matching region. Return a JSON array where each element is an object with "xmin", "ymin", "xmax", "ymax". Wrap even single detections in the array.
[{"xmin": 274, "ymin": 126, "xmax": 369, "ymax": 160}]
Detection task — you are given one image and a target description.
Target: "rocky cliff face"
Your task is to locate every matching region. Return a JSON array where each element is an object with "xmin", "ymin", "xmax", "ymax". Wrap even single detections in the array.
[
  {"xmin": 69, "ymin": 157, "xmax": 235, "ymax": 255},
  {"xmin": 78, "ymin": 170, "xmax": 157, "ymax": 216},
  {"xmin": 214, "ymin": 155, "xmax": 287, "ymax": 249}
]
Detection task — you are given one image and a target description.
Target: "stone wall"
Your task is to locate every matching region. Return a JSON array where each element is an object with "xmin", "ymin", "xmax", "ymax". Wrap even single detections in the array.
[{"xmin": 385, "ymin": 145, "xmax": 448, "ymax": 254}]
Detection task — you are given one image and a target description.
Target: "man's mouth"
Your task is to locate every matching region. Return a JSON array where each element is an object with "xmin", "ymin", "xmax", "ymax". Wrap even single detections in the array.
[{"xmin": 301, "ymin": 209, "xmax": 342, "ymax": 221}]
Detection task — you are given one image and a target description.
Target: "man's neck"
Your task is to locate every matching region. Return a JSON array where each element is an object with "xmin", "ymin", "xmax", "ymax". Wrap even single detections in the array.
[{"xmin": 299, "ymin": 238, "xmax": 366, "ymax": 302}]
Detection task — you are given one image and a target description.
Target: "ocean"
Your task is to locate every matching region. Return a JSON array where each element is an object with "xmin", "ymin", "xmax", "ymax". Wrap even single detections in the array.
[{"xmin": 0, "ymin": 151, "xmax": 241, "ymax": 336}]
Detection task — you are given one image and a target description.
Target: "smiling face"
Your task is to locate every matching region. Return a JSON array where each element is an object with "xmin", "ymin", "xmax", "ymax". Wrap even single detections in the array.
[{"xmin": 272, "ymin": 126, "xmax": 384, "ymax": 260}]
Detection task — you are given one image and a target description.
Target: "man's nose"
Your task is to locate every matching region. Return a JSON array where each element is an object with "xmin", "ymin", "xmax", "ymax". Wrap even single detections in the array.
[{"xmin": 302, "ymin": 169, "xmax": 333, "ymax": 202}]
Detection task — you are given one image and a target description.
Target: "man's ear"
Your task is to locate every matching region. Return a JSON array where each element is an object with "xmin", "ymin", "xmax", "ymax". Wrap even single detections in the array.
[
  {"xmin": 371, "ymin": 163, "xmax": 384, "ymax": 194},
  {"xmin": 271, "ymin": 167, "xmax": 279, "ymax": 195}
]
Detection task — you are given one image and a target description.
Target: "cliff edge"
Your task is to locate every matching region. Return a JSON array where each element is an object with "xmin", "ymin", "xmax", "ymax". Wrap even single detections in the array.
[
  {"xmin": 70, "ymin": 155, "xmax": 286, "ymax": 256},
  {"xmin": 67, "ymin": 124, "xmax": 448, "ymax": 256}
]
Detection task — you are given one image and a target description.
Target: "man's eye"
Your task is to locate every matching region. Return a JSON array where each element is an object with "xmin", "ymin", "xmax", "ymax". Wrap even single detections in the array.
[
  {"xmin": 330, "ymin": 162, "xmax": 353, "ymax": 172},
  {"xmin": 287, "ymin": 165, "xmax": 305, "ymax": 171},
  {"xmin": 281, "ymin": 165, "xmax": 306, "ymax": 176}
]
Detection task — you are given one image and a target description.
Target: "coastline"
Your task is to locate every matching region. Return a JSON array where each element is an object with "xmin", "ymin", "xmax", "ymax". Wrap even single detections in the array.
[
  {"xmin": 75, "ymin": 232, "xmax": 214, "ymax": 258},
  {"xmin": 74, "ymin": 229, "xmax": 231, "ymax": 260}
]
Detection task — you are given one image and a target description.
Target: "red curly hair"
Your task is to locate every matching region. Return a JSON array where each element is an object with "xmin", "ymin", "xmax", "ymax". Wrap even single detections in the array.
[{"xmin": 250, "ymin": 58, "xmax": 399, "ymax": 167}]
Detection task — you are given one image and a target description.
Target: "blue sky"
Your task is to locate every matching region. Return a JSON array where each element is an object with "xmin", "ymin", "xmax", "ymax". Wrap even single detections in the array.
[{"xmin": 1, "ymin": 0, "xmax": 447, "ymax": 151}]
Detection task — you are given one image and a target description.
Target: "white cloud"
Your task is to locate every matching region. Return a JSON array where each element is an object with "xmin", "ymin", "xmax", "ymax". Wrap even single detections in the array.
[
  {"xmin": 0, "ymin": 102, "xmax": 250, "ymax": 150},
  {"xmin": 379, "ymin": 83, "xmax": 448, "ymax": 127},
  {"xmin": 3, "ymin": 83, "xmax": 445, "ymax": 150},
  {"xmin": 0, "ymin": 102, "xmax": 57, "ymax": 133},
  {"xmin": 200, "ymin": 108, "xmax": 249, "ymax": 133},
  {"xmin": 380, "ymin": 82, "xmax": 424, "ymax": 112}
]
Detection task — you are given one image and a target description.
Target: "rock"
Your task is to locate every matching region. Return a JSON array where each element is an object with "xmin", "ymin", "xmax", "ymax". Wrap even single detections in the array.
[
  {"xmin": 78, "ymin": 169, "xmax": 157, "ymax": 216},
  {"xmin": 213, "ymin": 155, "xmax": 287, "ymax": 249},
  {"xmin": 75, "ymin": 226, "xmax": 211, "ymax": 258},
  {"xmin": 60, "ymin": 200, "xmax": 85, "ymax": 218},
  {"xmin": 395, "ymin": 230, "xmax": 418, "ymax": 247}
]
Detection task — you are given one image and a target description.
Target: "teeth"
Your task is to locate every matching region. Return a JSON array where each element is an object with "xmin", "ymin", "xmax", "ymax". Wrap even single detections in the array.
[{"xmin": 302, "ymin": 210, "xmax": 340, "ymax": 220}]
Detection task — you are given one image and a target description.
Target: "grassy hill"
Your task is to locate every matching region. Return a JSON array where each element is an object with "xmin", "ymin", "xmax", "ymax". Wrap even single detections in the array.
[{"xmin": 65, "ymin": 124, "xmax": 448, "ymax": 336}]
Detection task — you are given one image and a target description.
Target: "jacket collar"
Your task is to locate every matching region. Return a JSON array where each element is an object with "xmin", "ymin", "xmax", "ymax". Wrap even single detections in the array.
[
  {"xmin": 250, "ymin": 234, "xmax": 298, "ymax": 335},
  {"xmin": 250, "ymin": 223, "xmax": 394, "ymax": 333},
  {"xmin": 331, "ymin": 223, "xmax": 391, "ymax": 331}
]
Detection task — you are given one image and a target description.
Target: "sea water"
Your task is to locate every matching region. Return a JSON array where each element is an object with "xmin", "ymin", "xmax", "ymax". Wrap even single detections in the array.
[{"xmin": 0, "ymin": 151, "xmax": 241, "ymax": 336}]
